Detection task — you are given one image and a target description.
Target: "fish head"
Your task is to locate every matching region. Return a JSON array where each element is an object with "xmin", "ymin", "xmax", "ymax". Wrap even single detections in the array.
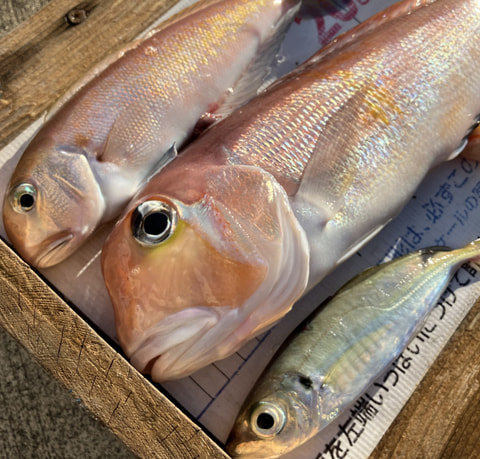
[
  {"xmin": 101, "ymin": 164, "xmax": 309, "ymax": 381},
  {"xmin": 226, "ymin": 371, "xmax": 323, "ymax": 458},
  {"xmin": 3, "ymin": 137, "xmax": 105, "ymax": 268}
]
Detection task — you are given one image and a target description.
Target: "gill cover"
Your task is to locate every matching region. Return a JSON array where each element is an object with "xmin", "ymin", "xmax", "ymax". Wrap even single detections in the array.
[{"xmin": 101, "ymin": 165, "xmax": 310, "ymax": 381}]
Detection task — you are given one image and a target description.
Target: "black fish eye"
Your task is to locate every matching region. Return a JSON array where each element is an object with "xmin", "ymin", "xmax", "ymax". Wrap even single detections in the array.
[
  {"xmin": 131, "ymin": 200, "xmax": 177, "ymax": 246},
  {"xmin": 250, "ymin": 402, "xmax": 286, "ymax": 438},
  {"xmin": 256, "ymin": 412, "xmax": 275, "ymax": 430},
  {"xmin": 11, "ymin": 183, "xmax": 37, "ymax": 213},
  {"xmin": 298, "ymin": 375, "xmax": 313, "ymax": 390}
]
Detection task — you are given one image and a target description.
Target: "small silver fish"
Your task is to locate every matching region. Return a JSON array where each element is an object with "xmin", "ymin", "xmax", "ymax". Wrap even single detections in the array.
[{"xmin": 226, "ymin": 240, "xmax": 480, "ymax": 458}]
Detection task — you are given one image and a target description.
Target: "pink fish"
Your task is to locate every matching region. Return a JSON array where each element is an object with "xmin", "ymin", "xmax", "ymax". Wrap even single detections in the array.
[
  {"xmin": 102, "ymin": 0, "xmax": 480, "ymax": 382},
  {"xmin": 3, "ymin": 0, "xmax": 302, "ymax": 268}
]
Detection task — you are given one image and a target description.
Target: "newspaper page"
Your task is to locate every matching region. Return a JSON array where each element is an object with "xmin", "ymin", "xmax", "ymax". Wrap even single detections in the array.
[{"xmin": 2, "ymin": 1, "xmax": 480, "ymax": 457}]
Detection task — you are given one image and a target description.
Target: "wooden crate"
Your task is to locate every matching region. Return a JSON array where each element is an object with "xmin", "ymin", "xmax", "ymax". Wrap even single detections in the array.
[{"xmin": 1, "ymin": 1, "xmax": 480, "ymax": 457}]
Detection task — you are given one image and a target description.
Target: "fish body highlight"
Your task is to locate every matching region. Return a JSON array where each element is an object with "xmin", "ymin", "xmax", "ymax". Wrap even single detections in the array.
[
  {"xmin": 226, "ymin": 239, "xmax": 480, "ymax": 458},
  {"xmin": 3, "ymin": 0, "xmax": 301, "ymax": 268},
  {"xmin": 101, "ymin": 0, "xmax": 480, "ymax": 381}
]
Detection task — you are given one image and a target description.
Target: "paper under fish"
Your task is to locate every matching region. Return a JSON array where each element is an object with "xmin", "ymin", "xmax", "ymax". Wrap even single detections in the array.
[
  {"xmin": 225, "ymin": 239, "xmax": 480, "ymax": 458},
  {"xmin": 2, "ymin": 0, "xmax": 302, "ymax": 268},
  {"xmin": 101, "ymin": 0, "xmax": 480, "ymax": 381}
]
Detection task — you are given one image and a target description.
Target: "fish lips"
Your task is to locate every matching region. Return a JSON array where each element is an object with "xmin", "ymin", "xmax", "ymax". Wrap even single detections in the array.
[
  {"xmin": 128, "ymin": 306, "xmax": 222, "ymax": 381},
  {"xmin": 226, "ymin": 439, "xmax": 281, "ymax": 459},
  {"xmin": 3, "ymin": 210, "xmax": 77, "ymax": 268},
  {"xmin": 33, "ymin": 231, "xmax": 76, "ymax": 268}
]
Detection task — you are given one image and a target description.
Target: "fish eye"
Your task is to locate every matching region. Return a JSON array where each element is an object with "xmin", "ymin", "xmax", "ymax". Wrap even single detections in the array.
[
  {"xmin": 11, "ymin": 183, "xmax": 37, "ymax": 213},
  {"xmin": 250, "ymin": 402, "xmax": 286, "ymax": 438},
  {"xmin": 131, "ymin": 200, "xmax": 177, "ymax": 246},
  {"xmin": 298, "ymin": 375, "xmax": 313, "ymax": 390}
]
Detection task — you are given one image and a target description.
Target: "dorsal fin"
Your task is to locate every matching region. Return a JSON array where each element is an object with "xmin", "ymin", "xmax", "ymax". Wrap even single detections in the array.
[{"xmin": 306, "ymin": 0, "xmax": 437, "ymax": 65}]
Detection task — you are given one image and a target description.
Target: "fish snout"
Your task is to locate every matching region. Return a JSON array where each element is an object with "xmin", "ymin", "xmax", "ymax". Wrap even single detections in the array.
[
  {"xmin": 226, "ymin": 400, "xmax": 288, "ymax": 458},
  {"xmin": 3, "ymin": 183, "xmax": 75, "ymax": 268},
  {"xmin": 34, "ymin": 231, "xmax": 76, "ymax": 268},
  {"xmin": 127, "ymin": 307, "xmax": 221, "ymax": 381},
  {"xmin": 3, "ymin": 180, "xmax": 93, "ymax": 268}
]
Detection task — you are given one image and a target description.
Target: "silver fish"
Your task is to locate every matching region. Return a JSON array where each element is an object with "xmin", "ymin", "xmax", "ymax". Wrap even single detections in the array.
[{"xmin": 226, "ymin": 239, "xmax": 480, "ymax": 458}]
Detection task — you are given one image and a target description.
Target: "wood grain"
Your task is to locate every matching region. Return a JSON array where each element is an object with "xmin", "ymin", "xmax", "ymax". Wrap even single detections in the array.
[
  {"xmin": 0, "ymin": 310, "xmax": 135, "ymax": 458},
  {"xmin": 0, "ymin": 0, "xmax": 227, "ymax": 457},
  {"xmin": 0, "ymin": 0, "xmax": 51, "ymax": 37},
  {"xmin": 0, "ymin": 0, "xmax": 186, "ymax": 150},
  {"xmin": 0, "ymin": 240, "xmax": 228, "ymax": 458},
  {"xmin": 370, "ymin": 298, "xmax": 480, "ymax": 459}
]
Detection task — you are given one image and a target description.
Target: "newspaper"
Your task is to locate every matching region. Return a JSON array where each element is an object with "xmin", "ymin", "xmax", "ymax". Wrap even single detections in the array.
[{"xmin": 2, "ymin": 1, "xmax": 480, "ymax": 457}]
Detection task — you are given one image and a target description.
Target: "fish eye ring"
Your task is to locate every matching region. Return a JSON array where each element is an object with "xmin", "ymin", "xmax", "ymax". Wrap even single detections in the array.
[
  {"xmin": 131, "ymin": 200, "xmax": 177, "ymax": 246},
  {"xmin": 250, "ymin": 402, "xmax": 286, "ymax": 438},
  {"xmin": 11, "ymin": 183, "xmax": 37, "ymax": 213}
]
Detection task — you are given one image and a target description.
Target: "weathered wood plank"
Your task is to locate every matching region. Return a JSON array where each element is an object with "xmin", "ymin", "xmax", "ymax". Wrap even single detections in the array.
[
  {"xmin": 0, "ymin": 239, "xmax": 228, "ymax": 458},
  {"xmin": 0, "ymin": 0, "xmax": 51, "ymax": 37},
  {"xmin": 0, "ymin": 0, "xmax": 184, "ymax": 150}
]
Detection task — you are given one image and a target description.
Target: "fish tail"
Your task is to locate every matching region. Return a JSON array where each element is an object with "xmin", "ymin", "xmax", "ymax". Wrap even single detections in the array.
[{"xmin": 455, "ymin": 238, "xmax": 480, "ymax": 263}]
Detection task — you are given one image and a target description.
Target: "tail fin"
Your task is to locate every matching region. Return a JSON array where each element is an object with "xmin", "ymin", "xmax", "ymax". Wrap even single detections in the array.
[
  {"xmin": 443, "ymin": 239, "xmax": 480, "ymax": 266},
  {"xmin": 459, "ymin": 238, "xmax": 480, "ymax": 263}
]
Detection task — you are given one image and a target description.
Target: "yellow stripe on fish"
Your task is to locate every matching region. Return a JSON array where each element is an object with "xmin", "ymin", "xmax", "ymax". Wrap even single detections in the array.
[{"xmin": 227, "ymin": 239, "xmax": 480, "ymax": 458}]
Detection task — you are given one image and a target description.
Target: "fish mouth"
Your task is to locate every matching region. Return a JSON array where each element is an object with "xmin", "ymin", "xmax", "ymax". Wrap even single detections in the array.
[
  {"xmin": 35, "ymin": 232, "xmax": 75, "ymax": 268},
  {"xmin": 128, "ymin": 307, "xmax": 221, "ymax": 382},
  {"xmin": 226, "ymin": 440, "xmax": 280, "ymax": 459},
  {"xmin": 126, "ymin": 303, "xmax": 278, "ymax": 382}
]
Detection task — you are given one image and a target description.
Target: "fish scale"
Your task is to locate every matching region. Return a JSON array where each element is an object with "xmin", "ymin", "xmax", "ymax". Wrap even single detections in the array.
[
  {"xmin": 193, "ymin": 0, "xmax": 480, "ymax": 283},
  {"xmin": 101, "ymin": 0, "xmax": 480, "ymax": 383}
]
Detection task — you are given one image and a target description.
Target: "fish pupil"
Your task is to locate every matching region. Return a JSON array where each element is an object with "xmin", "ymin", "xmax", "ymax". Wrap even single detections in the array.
[
  {"xmin": 144, "ymin": 211, "xmax": 169, "ymax": 236},
  {"xmin": 298, "ymin": 375, "xmax": 313, "ymax": 390},
  {"xmin": 20, "ymin": 193, "xmax": 34, "ymax": 210},
  {"xmin": 132, "ymin": 200, "xmax": 178, "ymax": 246},
  {"xmin": 256, "ymin": 412, "xmax": 275, "ymax": 430},
  {"xmin": 12, "ymin": 183, "xmax": 36, "ymax": 212}
]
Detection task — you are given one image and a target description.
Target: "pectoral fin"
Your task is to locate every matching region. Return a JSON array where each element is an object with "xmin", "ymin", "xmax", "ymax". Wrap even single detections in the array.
[
  {"xmin": 100, "ymin": 102, "xmax": 167, "ymax": 169},
  {"xmin": 294, "ymin": 123, "xmax": 352, "ymax": 220},
  {"xmin": 335, "ymin": 223, "xmax": 389, "ymax": 266}
]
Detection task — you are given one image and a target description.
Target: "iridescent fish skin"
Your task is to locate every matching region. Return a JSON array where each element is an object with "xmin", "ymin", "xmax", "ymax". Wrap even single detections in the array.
[
  {"xmin": 101, "ymin": 0, "xmax": 480, "ymax": 381},
  {"xmin": 2, "ymin": 0, "xmax": 301, "ymax": 268},
  {"xmin": 226, "ymin": 240, "xmax": 480, "ymax": 458}
]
